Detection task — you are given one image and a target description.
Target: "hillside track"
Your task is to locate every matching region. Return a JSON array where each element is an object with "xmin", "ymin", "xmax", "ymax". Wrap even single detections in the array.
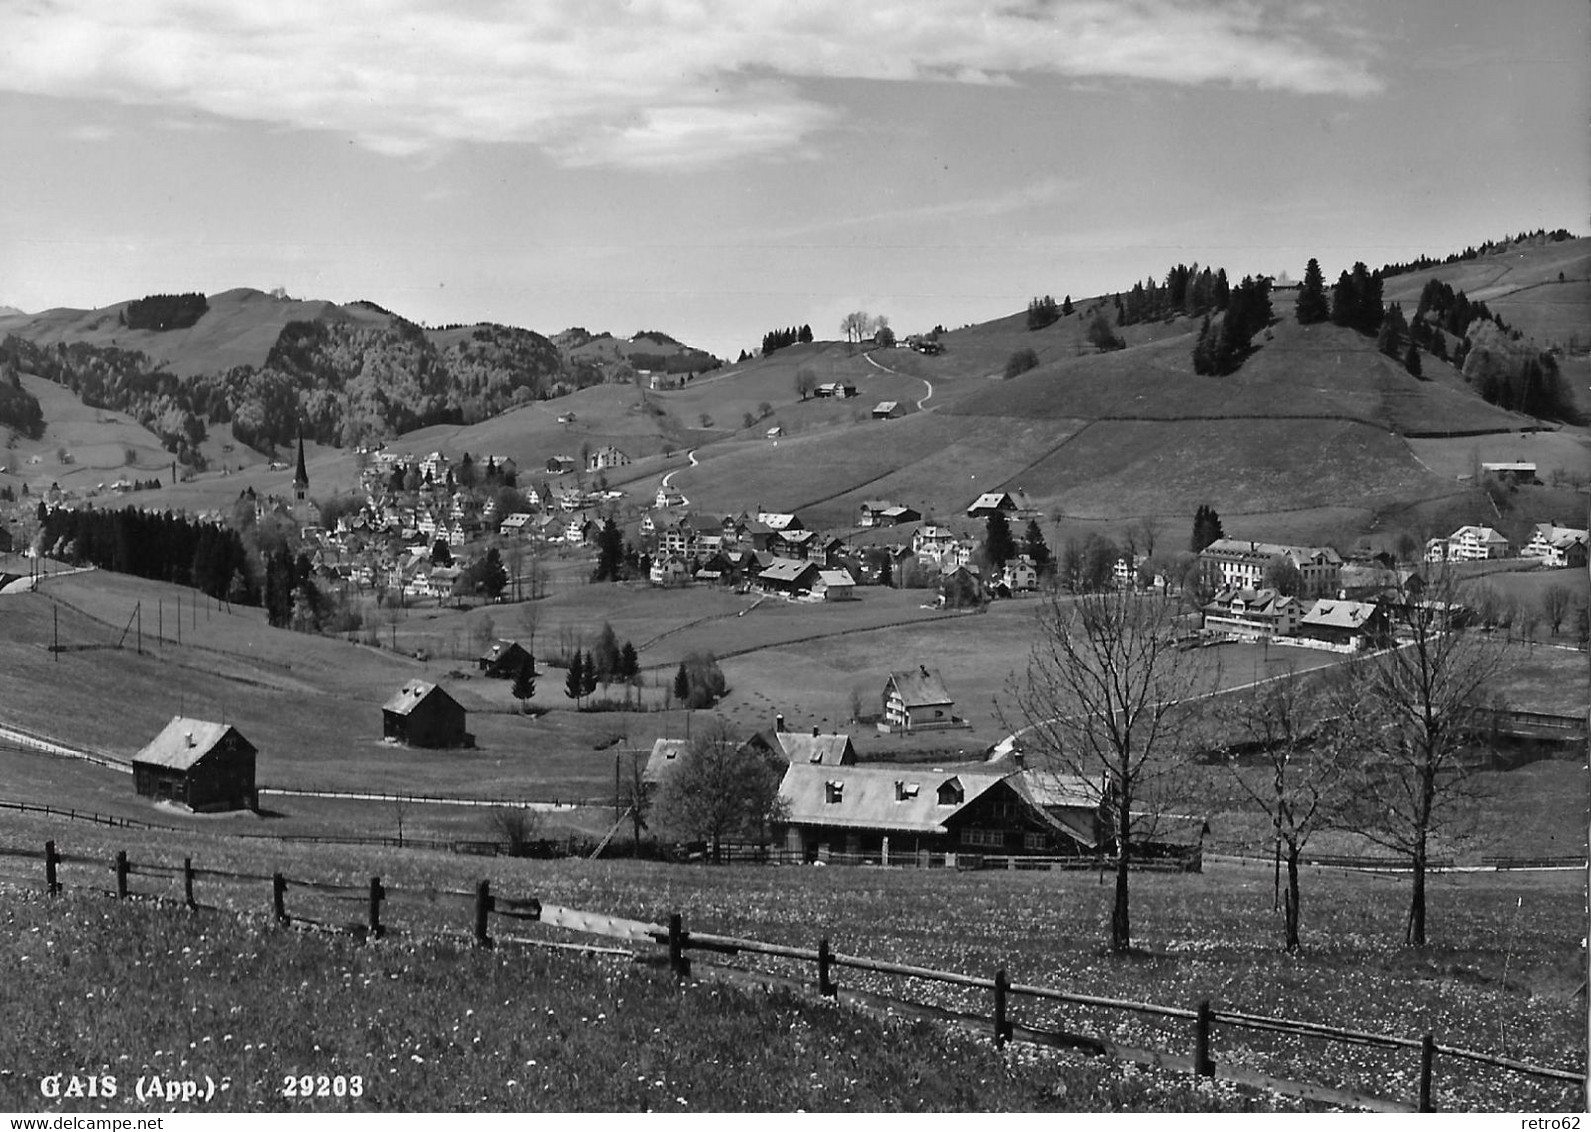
[{"xmin": 863, "ymin": 349, "xmax": 933, "ymax": 410}]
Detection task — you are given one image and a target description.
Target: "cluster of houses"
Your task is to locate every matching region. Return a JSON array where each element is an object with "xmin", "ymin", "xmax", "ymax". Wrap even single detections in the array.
[{"xmin": 1423, "ymin": 521, "xmax": 1589, "ymax": 569}]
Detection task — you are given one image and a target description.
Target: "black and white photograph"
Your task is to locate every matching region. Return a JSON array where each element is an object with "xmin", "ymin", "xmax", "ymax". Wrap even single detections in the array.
[{"xmin": 0, "ymin": 0, "xmax": 1586, "ymax": 1118}]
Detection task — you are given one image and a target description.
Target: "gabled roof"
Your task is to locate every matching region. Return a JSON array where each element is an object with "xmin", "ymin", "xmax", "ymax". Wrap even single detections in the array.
[
  {"xmin": 759, "ymin": 557, "xmax": 820, "ymax": 584},
  {"xmin": 134, "ymin": 716, "xmax": 253, "ymax": 772},
  {"xmin": 778, "ymin": 763, "xmax": 1011, "ymax": 833},
  {"xmin": 967, "ymin": 491, "xmax": 1015, "ymax": 513},
  {"xmin": 480, "ymin": 639, "xmax": 527, "ymax": 663},
  {"xmin": 1300, "ymin": 600, "xmax": 1378, "ymax": 630},
  {"xmin": 642, "ymin": 738, "xmax": 690, "ymax": 785},
  {"xmin": 758, "ymin": 512, "xmax": 801, "ymax": 530},
  {"xmin": 816, "ymin": 569, "xmax": 856, "ymax": 588},
  {"xmin": 872, "ymin": 401, "xmax": 899, "ymax": 413},
  {"xmin": 886, "ymin": 667, "xmax": 953, "ymax": 707},
  {"xmin": 383, "ymin": 681, "xmax": 459, "ymax": 716}
]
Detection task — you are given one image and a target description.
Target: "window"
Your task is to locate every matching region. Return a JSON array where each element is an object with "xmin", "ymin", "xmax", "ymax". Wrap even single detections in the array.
[
  {"xmin": 960, "ymin": 828, "xmax": 1003, "ymax": 848},
  {"xmin": 1023, "ymin": 832, "xmax": 1049, "ymax": 851},
  {"xmin": 825, "ymin": 781, "xmax": 844, "ymax": 804},
  {"xmin": 937, "ymin": 778, "xmax": 964, "ymax": 806}
]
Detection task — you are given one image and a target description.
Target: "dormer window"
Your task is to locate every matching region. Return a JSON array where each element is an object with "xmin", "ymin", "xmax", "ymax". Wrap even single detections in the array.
[{"xmin": 937, "ymin": 777, "xmax": 964, "ymax": 806}]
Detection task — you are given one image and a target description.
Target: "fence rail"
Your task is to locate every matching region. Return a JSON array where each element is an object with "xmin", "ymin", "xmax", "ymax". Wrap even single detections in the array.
[{"xmin": 5, "ymin": 836, "xmax": 1582, "ymax": 1113}]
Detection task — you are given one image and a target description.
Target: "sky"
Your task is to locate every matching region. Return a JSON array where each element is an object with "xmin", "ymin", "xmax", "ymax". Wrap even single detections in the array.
[{"xmin": 0, "ymin": 0, "xmax": 1586, "ymax": 360}]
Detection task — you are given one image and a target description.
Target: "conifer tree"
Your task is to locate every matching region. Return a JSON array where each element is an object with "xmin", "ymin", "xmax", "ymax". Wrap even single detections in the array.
[
  {"xmin": 565, "ymin": 651, "xmax": 585, "ymax": 706},
  {"xmin": 1295, "ymin": 258, "xmax": 1330, "ymax": 324},
  {"xmin": 581, "ymin": 649, "xmax": 598, "ymax": 699},
  {"xmin": 1404, "ymin": 342, "xmax": 1423, "ymax": 379}
]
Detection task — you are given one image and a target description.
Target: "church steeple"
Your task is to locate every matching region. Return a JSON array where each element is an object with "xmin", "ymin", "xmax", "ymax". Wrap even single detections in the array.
[{"xmin": 293, "ymin": 424, "xmax": 309, "ymax": 502}]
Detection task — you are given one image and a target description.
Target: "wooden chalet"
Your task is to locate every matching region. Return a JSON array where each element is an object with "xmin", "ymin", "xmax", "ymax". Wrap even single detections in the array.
[
  {"xmin": 383, "ymin": 681, "xmax": 471, "ymax": 748},
  {"xmin": 478, "ymin": 639, "xmax": 533, "ymax": 679},
  {"xmin": 132, "ymin": 716, "xmax": 257, "ymax": 812},
  {"xmin": 881, "ymin": 666, "xmax": 958, "ymax": 733}
]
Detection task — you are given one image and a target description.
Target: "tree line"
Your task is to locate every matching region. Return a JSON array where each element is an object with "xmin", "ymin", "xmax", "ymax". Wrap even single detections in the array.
[
  {"xmin": 38, "ymin": 505, "xmax": 257, "ymax": 604},
  {"xmin": 760, "ymin": 325, "xmax": 813, "ymax": 356}
]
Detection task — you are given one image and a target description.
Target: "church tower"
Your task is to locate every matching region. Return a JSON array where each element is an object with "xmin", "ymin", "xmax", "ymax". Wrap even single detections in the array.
[{"xmin": 293, "ymin": 425, "xmax": 309, "ymax": 503}]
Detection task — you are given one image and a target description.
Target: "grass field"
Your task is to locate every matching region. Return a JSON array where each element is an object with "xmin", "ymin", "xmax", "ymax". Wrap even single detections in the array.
[{"xmin": 0, "ymin": 807, "xmax": 1582, "ymax": 1113}]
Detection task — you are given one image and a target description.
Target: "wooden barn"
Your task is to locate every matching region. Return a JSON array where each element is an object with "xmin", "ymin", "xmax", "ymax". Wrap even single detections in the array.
[
  {"xmin": 132, "ymin": 716, "xmax": 257, "ymax": 812},
  {"xmin": 478, "ymin": 639, "xmax": 532, "ymax": 679},
  {"xmin": 383, "ymin": 681, "xmax": 471, "ymax": 748}
]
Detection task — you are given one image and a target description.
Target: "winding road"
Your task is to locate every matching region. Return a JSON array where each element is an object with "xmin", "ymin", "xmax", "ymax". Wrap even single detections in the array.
[{"xmin": 864, "ymin": 350, "xmax": 934, "ymax": 411}]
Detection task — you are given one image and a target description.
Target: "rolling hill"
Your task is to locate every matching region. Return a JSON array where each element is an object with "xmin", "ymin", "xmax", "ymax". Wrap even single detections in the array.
[{"xmin": 1, "ymin": 236, "xmax": 1584, "ymax": 547}]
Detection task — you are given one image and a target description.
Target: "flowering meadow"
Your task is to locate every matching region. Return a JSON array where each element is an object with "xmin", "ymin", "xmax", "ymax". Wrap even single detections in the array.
[{"xmin": 0, "ymin": 812, "xmax": 1582, "ymax": 1112}]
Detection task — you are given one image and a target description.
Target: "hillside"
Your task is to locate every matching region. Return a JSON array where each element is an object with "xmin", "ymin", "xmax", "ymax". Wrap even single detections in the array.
[{"xmin": 1381, "ymin": 234, "xmax": 1591, "ymax": 351}]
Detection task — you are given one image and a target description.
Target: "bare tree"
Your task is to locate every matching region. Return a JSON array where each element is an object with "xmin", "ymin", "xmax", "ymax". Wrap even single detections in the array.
[
  {"xmin": 840, "ymin": 311, "xmax": 872, "ymax": 346},
  {"xmin": 1005, "ymin": 588, "xmax": 1204, "ymax": 952},
  {"xmin": 1541, "ymin": 583, "xmax": 1573, "ymax": 635},
  {"xmin": 1128, "ymin": 516, "xmax": 1160, "ymax": 561},
  {"xmin": 794, "ymin": 366, "xmax": 818, "ymax": 401},
  {"xmin": 1336, "ymin": 573, "xmax": 1510, "ymax": 945},
  {"xmin": 1219, "ymin": 668, "xmax": 1349, "ymax": 952},
  {"xmin": 490, "ymin": 807, "xmax": 543, "ymax": 857},
  {"xmin": 654, "ymin": 718, "xmax": 786, "ymax": 862}
]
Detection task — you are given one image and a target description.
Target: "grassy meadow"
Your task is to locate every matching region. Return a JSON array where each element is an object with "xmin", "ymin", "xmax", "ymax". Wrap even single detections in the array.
[{"xmin": 0, "ymin": 805, "xmax": 1582, "ymax": 1113}]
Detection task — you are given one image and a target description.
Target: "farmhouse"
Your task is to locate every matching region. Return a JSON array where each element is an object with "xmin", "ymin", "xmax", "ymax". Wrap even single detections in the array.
[
  {"xmin": 756, "ymin": 556, "xmax": 821, "ymax": 596},
  {"xmin": 546, "ymin": 455, "xmax": 577, "ymax": 474},
  {"xmin": 478, "ymin": 639, "xmax": 533, "ymax": 679},
  {"xmin": 814, "ymin": 381, "xmax": 857, "ymax": 399},
  {"xmin": 132, "ymin": 717, "xmax": 257, "ymax": 812},
  {"xmin": 881, "ymin": 667, "xmax": 958, "ymax": 734},
  {"xmin": 588, "ymin": 446, "xmax": 630, "ymax": 472},
  {"xmin": 774, "ymin": 765, "xmax": 1086, "ymax": 861},
  {"xmin": 383, "ymin": 681, "xmax": 471, "ymax": 748},
  {"xmin": 1000, "ymin": 556, "xmax": 1040, "ymax": 593},
  {"xmin": 1521, "ymin": 522, "xmax": 1589, "ymax": 568},
  {"xmin": 655, "ymin": 484, "xmax": 686, "ymax": 509},
  {"xmin": 872, "ymin": 401, "xmax": 900, "ymax": 420}
]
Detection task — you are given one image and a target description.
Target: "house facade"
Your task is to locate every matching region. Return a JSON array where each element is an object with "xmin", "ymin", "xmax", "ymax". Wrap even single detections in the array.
[
  {"xmin": 881, "ymin": 667, "xmax": 957, "ymax": 733},
  {"xmin": 1426, "ymin": 525, "xmax": 1510, "ymax": 562},
  {"xmin": 1521, "ymin": 523, "xmax": 1589, "ymax": 568}
]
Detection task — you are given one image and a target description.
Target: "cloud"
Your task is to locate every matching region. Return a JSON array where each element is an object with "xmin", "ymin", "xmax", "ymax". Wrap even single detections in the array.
[{"xmin": 0, "ymin": 0, "xmax": 1383, "ymax": 168}]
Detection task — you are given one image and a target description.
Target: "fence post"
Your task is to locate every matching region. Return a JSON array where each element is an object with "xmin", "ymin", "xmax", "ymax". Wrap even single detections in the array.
[
  {"xmin": 183, "ymin": 856, "xmax": 196, "ymax": 909},
  {"xmin": 474, "ymin": 880, "xmax": 493, "ymax": 949},
  {"xmin": 368, "ymin": 877, "xmax": 384, "ymax": 940},
  {"xmin": 272, "ymin": 873, "xmax": 288, "ymax": 924},
  {"xmin": 818, "ymin": 936, "xmax": 836, "ymax": 997},
  {"xmin": 994, "ymin": 969, "xmax": 1010, "ymax": 1047},
  {"xmin": 115, "ymin": 851, "xmax": 129, "ymax": 899},
  {"xmin": 1194, "ymin": 999, "xmax": 1215, "ymax": 1076},
  {"xmin": 44, "ymin": 840, "xmax": 60, "ymax": 896},
  {"xmin": 668, "ymin": 913, "xmax": 690, "ymax": 977},
  {"xmin": 1418, "ymin": 1033, "xmax": 1436, "ymax": 1112}
]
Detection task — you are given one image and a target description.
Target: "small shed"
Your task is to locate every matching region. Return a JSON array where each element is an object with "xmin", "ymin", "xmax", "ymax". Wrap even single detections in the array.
[
  {"xmin": 383, "ymin": 681, "xmax": 471, "ymax": 748},
  {"xmin": 132, "ymin": 716, "xmax": 257, "ymax": 812}
]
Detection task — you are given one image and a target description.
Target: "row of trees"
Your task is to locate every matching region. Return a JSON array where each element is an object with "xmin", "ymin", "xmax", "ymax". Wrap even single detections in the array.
[
  {"xmin": 1007, "ymin": 572, "xmax": 1507, "ymax": 954},
  {"xmin": 760, "ymin": 325, "xmax": 813, "ymax": 356}
]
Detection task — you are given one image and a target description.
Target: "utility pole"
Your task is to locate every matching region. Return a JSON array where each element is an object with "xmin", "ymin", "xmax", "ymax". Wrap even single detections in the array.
[
  {"xmin": 136, "ymin": 603, "xmax": 142, "ymax": 655},
  {"xmin": 53, "ymin": 604, "xmax": 58, "ymax": 661}
]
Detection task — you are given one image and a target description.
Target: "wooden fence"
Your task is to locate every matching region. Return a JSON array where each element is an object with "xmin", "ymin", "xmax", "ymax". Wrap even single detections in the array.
[{"xmin": 0, "ymin": 838, "xmax": 1582, "ymax": 1114}]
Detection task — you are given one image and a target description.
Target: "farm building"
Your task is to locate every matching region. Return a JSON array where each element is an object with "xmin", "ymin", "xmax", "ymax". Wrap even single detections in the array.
[
  {"xmin": 1479, "ymin": 461, "xmax": 1537, "ymax": 484},
  {"xmin": 774, "ymin": 764, "xmax": 1087, "ymax": 861},
  {"xmin": 588, "ymin": 446, "xmax": 630, "ymax": 472},
  {"xmin": 966, "ymin": 491, "xmax": 1018, "ymax": 519},
  {"xmin": 871, "ymin": 401, "xmax": 900, "ymax": 420},
  {"xmin": 132, "ymin": 716, "xmax": 257, "ymax": 812},
  {"xmin": 881, "ymin": 666, "xmax": 959, "ymax": 733},
  {"xmin": 814, "ymin": 568, "xmax": 858, "ymax": 601},
  {"xmin": 641, "ymin": 738, "xmax": 690, "ymax": 793},
  {"xmin": 756, "ymin": 556, "xmax": 821, "ymax": 596},
  {"xmin": 383, "ymin": 681, "xmax": 471, "ymax": 748},
  {"xmin": 546, "ymin": 455, "xmax": 576, "ymax": 474},
  {"xmin": 478, "ymin": 639, "xmax": 533, "ymax": 679}
]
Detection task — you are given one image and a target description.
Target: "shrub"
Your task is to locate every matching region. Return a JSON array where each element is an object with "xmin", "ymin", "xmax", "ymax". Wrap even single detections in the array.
[{"xmin": 1004, "ymin": 348, "xmax": 1040, "ymax": 379}]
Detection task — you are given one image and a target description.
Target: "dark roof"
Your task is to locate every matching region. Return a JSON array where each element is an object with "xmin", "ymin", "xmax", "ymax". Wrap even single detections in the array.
[
  {"xmin": 480, "ymin": 639, "xmax": 527, "ymax": 663},
  {"xmin": 133, "ymin": 716, "xmax": 253, "ymax": 772},
  {"xmin": 383, "ymin": 681, "xmax": 460, "ymax": 716}
]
